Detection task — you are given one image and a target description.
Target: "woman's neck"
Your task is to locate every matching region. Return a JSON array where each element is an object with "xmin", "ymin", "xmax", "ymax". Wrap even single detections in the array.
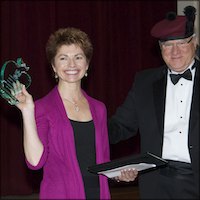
[{"xmin": 57, "ymin": 81, "xmax": 83, "ymax": 101}]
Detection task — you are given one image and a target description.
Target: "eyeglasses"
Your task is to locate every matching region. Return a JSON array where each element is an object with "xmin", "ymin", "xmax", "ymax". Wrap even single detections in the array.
[{"xmin": 159, "ymin": 35, "xmax": 195, "ymax": 50}]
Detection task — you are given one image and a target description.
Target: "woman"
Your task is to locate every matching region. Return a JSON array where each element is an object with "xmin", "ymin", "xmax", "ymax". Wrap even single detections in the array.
[{"xmin": 12, "ymin": 27, "xmax": 111, "ymax": 199}]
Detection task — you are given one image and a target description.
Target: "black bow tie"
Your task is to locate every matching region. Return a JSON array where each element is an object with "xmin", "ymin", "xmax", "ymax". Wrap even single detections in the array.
[{"xmin": 169, "ymin": 69, "xmax": 192, "ymax": 85}]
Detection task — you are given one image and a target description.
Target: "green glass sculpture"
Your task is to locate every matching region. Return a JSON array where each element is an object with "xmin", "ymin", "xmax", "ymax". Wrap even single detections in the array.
[{"xmin": 0, "ymin": 58, "xmax": 31, "ymax": 105}]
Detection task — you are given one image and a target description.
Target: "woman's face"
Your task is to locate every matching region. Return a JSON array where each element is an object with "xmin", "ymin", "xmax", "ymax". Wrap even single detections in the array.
[{"xmin": 52, "ymin": 44, "xmax": 88, "ymax": 84}]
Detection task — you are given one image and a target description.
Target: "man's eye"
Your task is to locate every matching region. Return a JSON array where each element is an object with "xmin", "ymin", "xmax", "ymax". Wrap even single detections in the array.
[{"xmin": 179, "ymin": 41, "xmax": 186, "ymax": 45}]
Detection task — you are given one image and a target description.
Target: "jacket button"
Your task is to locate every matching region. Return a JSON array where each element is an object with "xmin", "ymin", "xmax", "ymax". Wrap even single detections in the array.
[{"xmin": 189, "ymin": 145, "xmax": 193, "ymax": 149}]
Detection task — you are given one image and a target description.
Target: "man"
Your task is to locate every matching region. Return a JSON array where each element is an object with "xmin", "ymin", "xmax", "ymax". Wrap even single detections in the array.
[{"xmin": 109, "ymin": 6, "xmax": 199, "ymax": 199}]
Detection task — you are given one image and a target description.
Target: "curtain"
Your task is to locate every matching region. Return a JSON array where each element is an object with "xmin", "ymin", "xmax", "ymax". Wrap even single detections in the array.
[{"xmin": 0, "ymin": 0, "xmax": 177, "ymax": 195}]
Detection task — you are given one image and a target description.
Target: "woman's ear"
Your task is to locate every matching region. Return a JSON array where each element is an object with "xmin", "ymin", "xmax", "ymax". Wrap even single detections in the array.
[
  {"xmin": 52, "ymin": 64, "xmax": 56, "ymax": 73},
  {"xmin": 51, "ymin": 64, "xmax": 59, "ymax": 79},
  {"xmin": 86, "ymin": 63, "xmax": 89, "ymax": 71}
]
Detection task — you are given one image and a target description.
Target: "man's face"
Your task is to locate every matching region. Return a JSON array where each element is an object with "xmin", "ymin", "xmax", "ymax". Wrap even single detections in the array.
[{"xmin": 160, "ymin": 35, "xmax": 197, "ymax": 72}]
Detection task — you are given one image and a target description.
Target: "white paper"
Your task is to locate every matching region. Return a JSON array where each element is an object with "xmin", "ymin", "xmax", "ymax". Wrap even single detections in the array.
[{"xmin": 98, "ymin": 163, "xmax": 156, "ymax": 178}]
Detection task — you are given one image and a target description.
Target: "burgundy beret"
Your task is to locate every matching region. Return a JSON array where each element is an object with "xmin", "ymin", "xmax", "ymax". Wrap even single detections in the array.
[
  {"xmin": 151, "ymin": 16, "xmax": 187, "ymax": 40},
  {"xmin": 151, "ymin": 6, "xmax": 196, "ymax": 41}
]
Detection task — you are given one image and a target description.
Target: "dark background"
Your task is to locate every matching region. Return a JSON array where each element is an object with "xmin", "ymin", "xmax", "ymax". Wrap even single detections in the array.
[{"xmin": 0, "ymin": 0, "xmax": 176, "ymax": 196}]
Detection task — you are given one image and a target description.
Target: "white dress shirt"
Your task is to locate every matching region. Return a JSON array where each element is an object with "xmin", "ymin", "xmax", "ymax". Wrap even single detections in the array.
[{"xmin": 162, "ymin": 60, "xmax": 196, "ymax": 163}]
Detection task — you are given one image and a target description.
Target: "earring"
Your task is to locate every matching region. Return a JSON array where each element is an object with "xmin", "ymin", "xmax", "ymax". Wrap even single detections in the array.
[
  {"xmin": 55, "ymin": 73, "xmax": 58, "ymax": 79},
  {"xmin": 85, "ymin": 71, "xmax": 88, "ymax": 77}
]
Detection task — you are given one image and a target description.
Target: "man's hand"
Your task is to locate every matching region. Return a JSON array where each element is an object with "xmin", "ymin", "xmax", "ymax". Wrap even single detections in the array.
[{"xmin": 114, "ymin": 168, "xmax": 138, "ymax": 182}]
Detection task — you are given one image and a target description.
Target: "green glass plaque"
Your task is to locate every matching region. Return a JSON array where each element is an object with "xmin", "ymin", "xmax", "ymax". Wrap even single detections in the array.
[{"xmin": 0, "ymin": 58, "xmax": 31, "ymax": 105}]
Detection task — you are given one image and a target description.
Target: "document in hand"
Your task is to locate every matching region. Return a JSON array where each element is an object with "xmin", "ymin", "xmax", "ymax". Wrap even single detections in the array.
[{"xmin": 88, "ymin": 152, "xmax": 168, "ymax": 178}]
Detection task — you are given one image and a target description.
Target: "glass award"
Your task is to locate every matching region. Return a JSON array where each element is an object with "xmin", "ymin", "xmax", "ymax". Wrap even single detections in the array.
[{"xmin": 0, "ymin": 58, "xmax": 31, "ymax": 105}]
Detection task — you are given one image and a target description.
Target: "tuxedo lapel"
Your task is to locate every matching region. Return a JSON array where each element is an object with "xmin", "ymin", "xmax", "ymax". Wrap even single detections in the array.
[
  {"xmin": 153, "ymin": 68, "xmax": 167, "ymax": 135},
  {"xmin": 189, "ymin": 60, "xmax": 200, "ymax": 133}
]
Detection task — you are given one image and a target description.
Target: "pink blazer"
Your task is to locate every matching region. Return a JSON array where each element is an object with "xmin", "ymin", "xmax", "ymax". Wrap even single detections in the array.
[{"xmin": 26, "ymin": 86, "xmax": 110, "ymax": 199}]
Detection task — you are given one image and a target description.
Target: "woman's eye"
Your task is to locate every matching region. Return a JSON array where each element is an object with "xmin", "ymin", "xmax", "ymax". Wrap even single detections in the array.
[
  {"xmin": 60, "ymin": 57, "xmax": 67, "ymax": 60},
  {"xmin": 76, "ymin": 56, "xmax": 83, "ymax": 60}
]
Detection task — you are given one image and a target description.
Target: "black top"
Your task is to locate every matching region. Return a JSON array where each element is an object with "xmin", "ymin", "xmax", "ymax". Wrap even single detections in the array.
[{"xmin": 70, "ymin": 119, "xmax": 100, "ymax": 199}]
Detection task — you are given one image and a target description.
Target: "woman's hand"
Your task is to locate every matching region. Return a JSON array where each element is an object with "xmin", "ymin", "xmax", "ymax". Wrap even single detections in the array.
[{"xmin": 11, "ymin": 80, "xmax": 34, "ymax": 111}]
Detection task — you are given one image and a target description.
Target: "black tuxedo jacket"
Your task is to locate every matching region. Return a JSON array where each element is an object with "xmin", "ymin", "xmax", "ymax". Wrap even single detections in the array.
[{"xmin": 109, "ymin": 59, "xmax": 199, "ymax": 198}]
